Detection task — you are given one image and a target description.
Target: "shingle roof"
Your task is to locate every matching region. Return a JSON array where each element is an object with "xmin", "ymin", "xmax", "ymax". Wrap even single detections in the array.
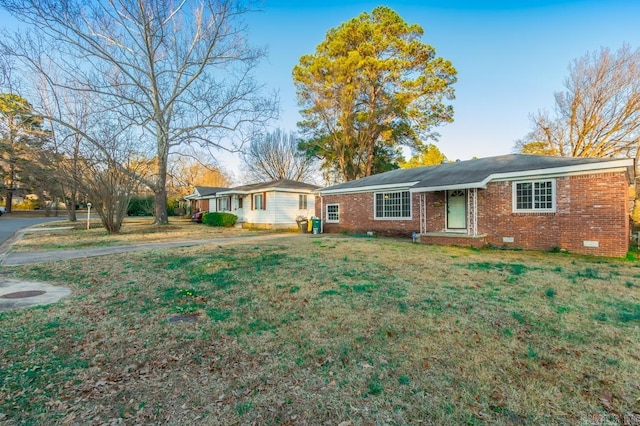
[
  {"xmin": 319, "ymin": 154, "xmax": 634, "ymax": 193},
  {"xmin": 194, "ymin": 186, "xmax": 229, "ymax": 197},
  {"xmin": 223, "ymin": 179, "xmax": 321, "ymax": 193}
]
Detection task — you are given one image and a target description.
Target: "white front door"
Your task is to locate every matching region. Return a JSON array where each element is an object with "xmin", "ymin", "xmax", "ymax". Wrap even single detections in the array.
[{"xmin": 447, "ymin": 190, "xmax": 466, "ymax": 230}]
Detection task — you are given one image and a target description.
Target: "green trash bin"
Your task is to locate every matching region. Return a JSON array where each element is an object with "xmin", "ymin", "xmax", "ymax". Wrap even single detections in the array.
[{"xmin": 311, "ymin": 218, "xmax": 322, "ymax": 234}]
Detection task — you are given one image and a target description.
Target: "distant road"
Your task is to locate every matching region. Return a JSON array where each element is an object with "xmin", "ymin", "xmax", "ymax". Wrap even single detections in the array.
[{"xmin": 0, "ymin": 215, "xmax": 73, "ymax": 246}]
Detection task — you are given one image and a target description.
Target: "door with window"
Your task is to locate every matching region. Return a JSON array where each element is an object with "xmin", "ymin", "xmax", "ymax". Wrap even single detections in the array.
[{"xmin": 447, "ymin": 190, "xmax": 466, "ymax": 230}]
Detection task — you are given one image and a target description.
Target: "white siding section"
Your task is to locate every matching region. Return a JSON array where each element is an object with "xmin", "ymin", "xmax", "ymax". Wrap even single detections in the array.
[
  {"xmin": 273, "ymin": 192, "xmax": 315, "ymax": 224},
  {"xmin": 234, "ymin": 191, "xmax": 316, "ymax": 225}
]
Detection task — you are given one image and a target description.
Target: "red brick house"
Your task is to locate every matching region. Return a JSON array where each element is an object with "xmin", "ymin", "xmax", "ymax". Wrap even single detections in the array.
[{"xmin": 316, "ymin": 154, "xmax": 635, "ymax": 257}]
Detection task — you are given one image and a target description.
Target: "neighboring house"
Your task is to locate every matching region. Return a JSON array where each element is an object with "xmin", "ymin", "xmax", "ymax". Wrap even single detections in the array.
[
  {"xmin": 183, "ymin": 186, "xmax": 229, "ymax": 215},
  {"xmin": 193, "ymin": 179, "xmax": 320, "ymax": 229},
  {"xmin": 316, "ymin": 154, "xmax": 635, "ymax": 257}
]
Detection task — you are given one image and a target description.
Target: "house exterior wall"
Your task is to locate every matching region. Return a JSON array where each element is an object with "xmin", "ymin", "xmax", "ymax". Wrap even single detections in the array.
[
  {"xmin": 476, "ymin": 171, "xmax": 630, "ymax": 257},
  {"xmin": 236, "ymin": 191, "xmax": 316, "ymax": 229},
  {"xmin": 316, "ymin": 192, "xmax": 421, "ymax": 237},
  {"xmin": 317, "ymin": 170, "xmax": 630, "ymax": 256}
]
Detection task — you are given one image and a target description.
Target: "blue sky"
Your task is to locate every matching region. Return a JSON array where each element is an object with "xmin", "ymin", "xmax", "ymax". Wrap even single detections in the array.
[
  {"xmin": 246, "ymin": 0, "xmax": 640, "ymax": 162},
  {"xmin": 1, "ymin": 1, "xmax": 638, "ymax": 178}
]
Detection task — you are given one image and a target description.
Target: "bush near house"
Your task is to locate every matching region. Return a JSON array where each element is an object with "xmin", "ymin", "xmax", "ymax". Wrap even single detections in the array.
[
  {"xmin": 202, "ymin": 211, "xmax": 237, "ymax": 227},
  {"xmin": 127, "ymin": 196, "xmax": 154, "ymax": 216},
  {"xmin": 128, "ymin": 195, "xmax": 181, "ymax": 216}
]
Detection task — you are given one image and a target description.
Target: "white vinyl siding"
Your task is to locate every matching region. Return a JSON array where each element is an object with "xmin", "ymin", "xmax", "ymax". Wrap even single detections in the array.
[
  {"xmin": 374, "ymin": 191, "xmax": 411, "ymax": 219},
  {"xmin": 243, "ymin": 191, "xmax": 315, "ymax": 225},
  {"xmin": 513, "ymin": 179, "xmax": 556, "ymax": 212}
]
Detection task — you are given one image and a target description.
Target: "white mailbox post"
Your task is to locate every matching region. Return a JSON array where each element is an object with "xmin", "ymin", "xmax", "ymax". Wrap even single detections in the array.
[{"xmin": 87, "ymin": 202, "xmax": 92, "ymax": 230}]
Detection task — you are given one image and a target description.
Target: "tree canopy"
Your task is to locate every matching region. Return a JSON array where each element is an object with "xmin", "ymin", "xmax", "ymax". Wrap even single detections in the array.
[
  {"xmin": 293, "ymin": 6, "xmax": 456, "ymax": 182},
  {"xmin": 516, "ymin": 45, "xmax": 640, "ymax": 160},
  {"xmin": 399, "ymin": 144, "xmax": 446, "ymax": 168},
  {"xmin": 0, "ymin": 93, "xmax": 47, "ymax": 212}
]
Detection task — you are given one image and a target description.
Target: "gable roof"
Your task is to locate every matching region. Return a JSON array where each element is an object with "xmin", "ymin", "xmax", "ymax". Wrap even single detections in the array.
[
  {"xmin": 184, "ymin": 186, "xmax": 229, "ymax": 199},
  {"xmin": 319, "ymin": 154, "xmax": 635, "ymax": 194},
  {"xmin": 218, "ymin": 179, "xmax": 321, "ymax": 195}
]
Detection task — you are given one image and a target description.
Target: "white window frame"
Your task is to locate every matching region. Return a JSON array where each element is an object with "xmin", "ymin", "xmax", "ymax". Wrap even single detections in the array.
[
  {"xmin": 512, "ymin": 179, "xmax": 556, "ymax": 213},
  {"xmin": 374, "ymin": 190, "xmax": 412, "ymax": 220},
  {"xmin": 326, "ymin": 204, "xmax": 339, "ymax": 223},
  {"xmin": 217, "ymin": 196, "xmax": 230, "ymax": 212},
  {"xmin": 299, "ymin": 194, "xmax": 308, "ymax": 210},
  {"xmin": 253, "ymin": 193, "xmax": 264, "ymax": 210}
]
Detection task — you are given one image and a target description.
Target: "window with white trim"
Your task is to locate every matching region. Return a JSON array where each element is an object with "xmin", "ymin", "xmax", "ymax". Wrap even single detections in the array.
[
  {"xmin": 253, "ymin": 194, "xmax": 264, "ymax": 210},
  {"xmin": 326, "ymin": 204, "xmax": 339, "ymax": 223},
  {"xmin": 299, "ymin": 194, "xmax": 308, "ymax": 210},
  {"xmin": 374, "ymin": 191, "xmax": 411, "ymax": 219},
  {"xmin": 513, "ymin": 180, "xmax": 555, "ymax": 212},
  {"xmin": 217, "ymin": 197, "xmax": 230, "ymax": 212}
]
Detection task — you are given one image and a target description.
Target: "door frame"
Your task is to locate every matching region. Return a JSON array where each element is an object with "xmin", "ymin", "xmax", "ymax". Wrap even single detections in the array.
[{"xmin": 446, "ymin": 189, "xmax": 467, "ymax": 231}]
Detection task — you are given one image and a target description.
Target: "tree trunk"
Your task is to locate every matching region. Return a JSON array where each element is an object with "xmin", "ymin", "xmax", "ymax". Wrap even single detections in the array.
[
  {"xmin": 153, "ymin": 186, "xmax": 168, "ymax": 224},
  {"xmin": 5, "ymin": 190, "xmax": 12, "ymax": 213},
  {"xmin": 153, "ymin": 137, "xmax": 169, "ymax": 225},
  {"xmin": 66, "ymin": 193, "xmax": 77, "ymax": 222}
]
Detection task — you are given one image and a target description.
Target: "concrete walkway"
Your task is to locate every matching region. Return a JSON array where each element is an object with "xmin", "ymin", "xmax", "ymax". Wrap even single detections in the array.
[{"xmin": 0, "ymin": 229, "xmax": 309, "ymax": 311}]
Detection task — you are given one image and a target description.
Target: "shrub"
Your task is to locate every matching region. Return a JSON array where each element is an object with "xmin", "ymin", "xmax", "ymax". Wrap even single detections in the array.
[
  {"xmin": 167, "ymin": 197, "xmax": 181, "ymax": 216},
  {"xmin": 127, "ymin": 196, "xmax": 154, "ymax": 216},
  {"xmin": 13, "ymin": 199, "xmax": 42, "ymax": 210},
  {"xmin": 128, "ymin": 195, "xmax": 182, "ymax": 216},
  {"xmin": 202, "ymin": 212, "xmax": 237, "ymax": 227}
]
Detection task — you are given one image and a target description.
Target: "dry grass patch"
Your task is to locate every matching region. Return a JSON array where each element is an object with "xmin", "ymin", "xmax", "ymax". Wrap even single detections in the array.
[
  {"xmin": 1, "ymin": 237, "xmax": 639, "ymax": 424},
  {"xmin": 12, "ymin": 218, "xmax": 269, "ymax": 253}
]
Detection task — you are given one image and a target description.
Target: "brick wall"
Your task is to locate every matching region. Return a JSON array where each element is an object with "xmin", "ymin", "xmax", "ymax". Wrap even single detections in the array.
[
  {"xmin": 315, "ymin": 192, "xmax": 420, "ymax": 237},
  {"xmin": 316, "ymin": 170, "xmax": 630, "ymax": 257},
  {"xmin": 478, "ymin": 172, "xmax": 630, "ymax": 257}
]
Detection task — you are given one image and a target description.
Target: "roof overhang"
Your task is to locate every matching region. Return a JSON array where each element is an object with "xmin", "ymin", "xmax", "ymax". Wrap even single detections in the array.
[
  {"xmin": 216, "ymin": 187, "xmax": 319, "ymax": 196},
  {"xmin": 318, "ymin": 182, "xmax": 420, "ymax": 195},
  {"xmin": 411, "ymin": 159, "xmax": 635, "ymax": 193}
]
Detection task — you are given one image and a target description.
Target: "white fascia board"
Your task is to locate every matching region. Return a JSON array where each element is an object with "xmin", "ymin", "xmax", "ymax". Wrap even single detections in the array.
[
  {"xmin": 216, "ymin": 190, "xmax": 247, "ymax": 196},
  {"xmin": 410, "ymin": 182, "xmax": 487, "ymax": 193},
  {"xmin": 489, "ymin": 164, "xmax": 633, "ymax": 183},
  {"xmin": 318, "ymin": 182, "xmax": 420, "ymax": 195},
  {"xmin": 218, "ymin": 187, "xmax": 314, "ymax": 196},
  {"xmin": 272, "ymin": 187, "xmax": 317, "ymax": 194},
  {"xmin": 411, "ymin": 160, "xmax": 634, "ymax": 192}
]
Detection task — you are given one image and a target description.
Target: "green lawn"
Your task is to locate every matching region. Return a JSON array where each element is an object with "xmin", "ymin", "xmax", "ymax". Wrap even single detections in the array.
[{"xmin": 1, "ymin": 236, "xmax": 639, "ymax": 424}]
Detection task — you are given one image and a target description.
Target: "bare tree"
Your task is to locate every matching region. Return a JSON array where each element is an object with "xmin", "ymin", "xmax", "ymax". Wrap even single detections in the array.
[
  {"xmin": 82, "ymin": 139, "xmax": 142, "ymax": 234},
  {"xmin": 166, "ymin": 151, "xmax": 232, "ymax": 196},
  {"xmin": 1, "ymin": 0, "xmax": 278, "ymax": 224},
  {"xmin": 241, "ymin": 128, "xmax": 317, "ymax": 182},
  {"xmin": 516, "ymin": 45, "xmax": 640, "ymax": 160}
]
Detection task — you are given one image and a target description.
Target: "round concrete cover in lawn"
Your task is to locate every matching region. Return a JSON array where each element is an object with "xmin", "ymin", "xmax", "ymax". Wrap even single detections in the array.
[{"xmin": 0, "ymin": 278, "xmax": 71, "ymax": 311}]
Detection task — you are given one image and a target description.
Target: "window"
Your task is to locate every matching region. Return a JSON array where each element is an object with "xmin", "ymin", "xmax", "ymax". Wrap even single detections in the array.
[
  {"xmin": 374, "ymin": 191, "xmax": 411, "ymax": 219},
  {"xmin": 238, "ymin": 197, "xmax": 243, "ymax": 209},
  {"xmin": 299, "ymin": 194, "xmax": 308, "ymax": 210},
  {"xmin": 513, "ymin": 180, "xmax": 555, "ymax": 212},
  {"xmin": 253, "ymin": 193, "xmax": 264, "ymax": 210},
  {"xmin": 326, "ymin": 204, "xmax": 339, "ymax": 223},
  {"xmin": 217, "ymin": 197, "xmax": 230, "ymax": 212}
]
